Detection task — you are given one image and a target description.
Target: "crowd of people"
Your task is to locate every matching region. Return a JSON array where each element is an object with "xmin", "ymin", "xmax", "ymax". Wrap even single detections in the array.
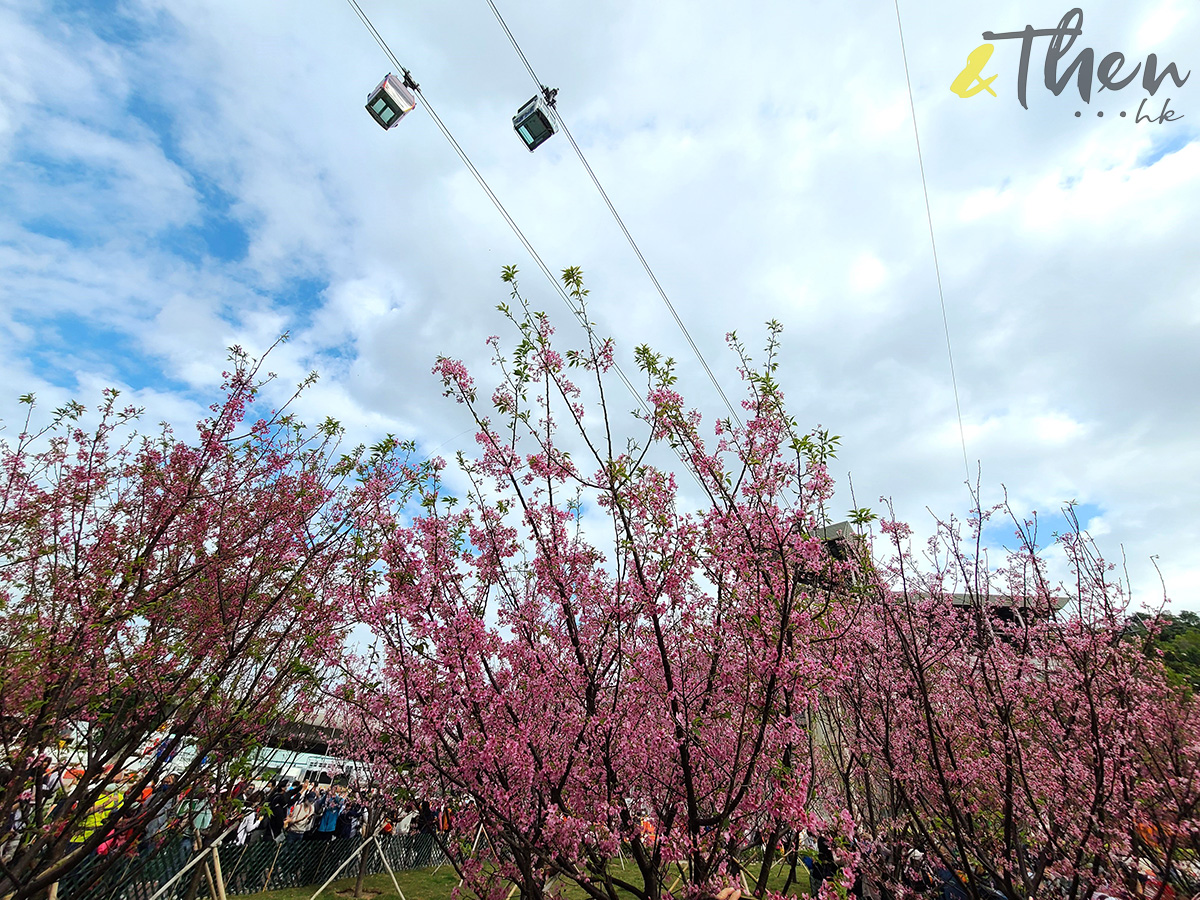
[
  {"xmin": 742, "ymin": 829, "xmax": 1200, "ymax": 900},
  {"xmin": 12, "ymin": 757, "xmax": 1197, "ymax": 900},
  {"xmin": 0, "ymin": 752, "xmax": 459, "ymax": 900},
  {"xmin": 231, "ymin": 781, "xmax": 372, "ymax": 848},
  {"xmin": 801, "ymin": 838, "xmax": 1200, "ymax": 900}
]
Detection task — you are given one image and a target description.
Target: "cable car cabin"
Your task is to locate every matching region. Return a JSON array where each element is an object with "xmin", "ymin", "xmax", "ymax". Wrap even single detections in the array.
[
  {"xmin": 366, "ymin": 74, "xmax": 416, "ymax": 130},
  {"xmin": 513, "ymin": 96, "xmax": 557, "ymax": 151}
]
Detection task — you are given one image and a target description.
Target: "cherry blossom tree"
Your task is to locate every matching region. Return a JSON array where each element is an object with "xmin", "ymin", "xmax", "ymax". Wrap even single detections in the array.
[
  {"xmin": 0, "ymin": 344, "xmax": 427, "ymax": 900},
  {"xmin": 819, "ymin": 503, "xmax": 1200, "ymax": 900},
  {"xmin": 337, "ymin": 269, "xmax": 864, "ymax": 900},
  {"xmin": 335, "ymin": 257, "xmax": 1198, "ymax": 900}
]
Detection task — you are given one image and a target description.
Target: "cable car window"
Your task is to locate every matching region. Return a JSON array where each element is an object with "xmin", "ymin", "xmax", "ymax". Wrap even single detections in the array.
[
  {"xmin": 380, "ymin": 107, "xmax": 396, "ymax": 123},
  {"xmin": 372, "ymin": 98, "xmax": 388, "ymax": 114}
]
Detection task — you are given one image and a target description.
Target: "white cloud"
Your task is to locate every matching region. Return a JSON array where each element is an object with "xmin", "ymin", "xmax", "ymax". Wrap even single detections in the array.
[
  {"xmin": 1135, "ymin": 0, "xmax": 1192, "ymax": 52},
  {"xmin": 848, "ymin": 252, "xmax": 889, "ymax": 294}
]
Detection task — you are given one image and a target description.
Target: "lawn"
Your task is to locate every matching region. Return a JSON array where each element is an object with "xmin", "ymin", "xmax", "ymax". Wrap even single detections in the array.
[
  {"xmin": 249, "ymin": 866, "xmax": 461, "ymax": 900},
  {"xmin": 253, "ymin": 863, "xmax": 811, "ymax": 900}
]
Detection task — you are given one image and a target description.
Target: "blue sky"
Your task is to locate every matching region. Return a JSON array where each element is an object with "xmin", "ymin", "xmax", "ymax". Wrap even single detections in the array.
[{"xmin": 1, "ymin": 0, "xmax": 1198, "ymax": 609}]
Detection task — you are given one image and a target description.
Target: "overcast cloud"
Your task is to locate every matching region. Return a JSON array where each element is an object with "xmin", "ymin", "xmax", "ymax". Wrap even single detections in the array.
[{"xmin": 1, "ymin": 0, "xmax": 1197, "ymax": 608}]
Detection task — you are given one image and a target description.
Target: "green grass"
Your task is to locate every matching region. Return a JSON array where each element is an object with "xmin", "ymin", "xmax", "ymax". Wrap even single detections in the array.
[
  {"xmin": 251, "ymin": 866, "xmax": 462, "ymax": 900},
  {"xmin": 254, "ymin": 862, "xmax": 811, "ymax": 900}
]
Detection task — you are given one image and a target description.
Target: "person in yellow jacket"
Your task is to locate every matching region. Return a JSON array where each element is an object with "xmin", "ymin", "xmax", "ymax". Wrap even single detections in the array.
[{"xmin": 76, "ymin": 783, "xmax": 121, "ymax": 846}]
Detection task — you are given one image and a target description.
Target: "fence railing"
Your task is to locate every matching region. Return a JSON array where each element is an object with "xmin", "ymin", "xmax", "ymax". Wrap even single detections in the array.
[{"xmin": 60, "ymin": 832, "xmax": 449, "ymax": 900}]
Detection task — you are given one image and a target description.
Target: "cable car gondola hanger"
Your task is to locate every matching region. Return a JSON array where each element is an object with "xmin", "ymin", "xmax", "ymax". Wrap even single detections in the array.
[
  {"xmin": 366, "ymin": 70, "xmax": 419, "ymax": 130},
  {"xmin": 513, "ymin": 84, "xmax": 559, "ymax": 151}
]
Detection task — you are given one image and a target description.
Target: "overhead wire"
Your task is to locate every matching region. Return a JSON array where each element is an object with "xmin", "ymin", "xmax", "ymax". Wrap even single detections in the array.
[
  {"xmin": 482, "ymin": 0, "xmax": 747, "ymax": 434},
  {"xmin": 344, "ymin": 0, "xmax": 981, "ymax": 536},
  {"xmin": 488, "ymin": 0, "xmax": 978, "ymax": 493},
  {"xmin": 344, "ymin": 0, "xmax": 625, "ymax": 387},
  {"xmin": 342, "ymin": 0, "xmax": 712, "ymax": 494},
  {"xmin": 892, "ymin": 0, "xmax": 973, "ymax": 487},
  {"xmin": 486, "ymin": 0, "xmax": 978, "ymax": 517}
]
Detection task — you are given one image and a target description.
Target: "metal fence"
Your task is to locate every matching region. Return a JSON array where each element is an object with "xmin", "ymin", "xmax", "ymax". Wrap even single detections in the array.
[{"xmin": 60, "ymin": 833, "xmax": 448, "ymax": 900}]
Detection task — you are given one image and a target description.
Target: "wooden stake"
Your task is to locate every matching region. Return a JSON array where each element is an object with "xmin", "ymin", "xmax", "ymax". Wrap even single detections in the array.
[
  {"xmin": 146, "ymin": 824, "xmax": 239, "ymax": 900},
  {"xmin": 307, "ymin": 833, "xmax": 377, "ymax": 900},
  {"xmin": 374, "ymin": 835, "xmax": 407, "ymax": 900},
  {"xmin": 210, "ymin": 848, "xmax": 228, "ymax": 900},
  {"xmin": 457, "ymin": 824, "xmax": 486, "ymax": 890},
  {"xmin": 259, "ymin": 841, "xmax": 284, "ymax": 893},
  {"xmin": 203, "ymin": 859, "xmax": 219, "ymax": 900}
]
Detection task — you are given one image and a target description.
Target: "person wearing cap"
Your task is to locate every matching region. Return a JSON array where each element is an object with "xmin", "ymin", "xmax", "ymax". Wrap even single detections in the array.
[
  {"xmin": 235, "ymin": 799, "xmax": 265, "ymax": 846},
  {"xmin": 902, "ymin": 848, "xmax": 933, "ymax": 895}
]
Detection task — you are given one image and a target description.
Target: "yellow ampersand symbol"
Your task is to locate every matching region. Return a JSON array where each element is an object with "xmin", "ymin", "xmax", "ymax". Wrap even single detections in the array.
[{"xmin": 951, "ymin": 43, "xmax": 999, "ymax": 98}]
